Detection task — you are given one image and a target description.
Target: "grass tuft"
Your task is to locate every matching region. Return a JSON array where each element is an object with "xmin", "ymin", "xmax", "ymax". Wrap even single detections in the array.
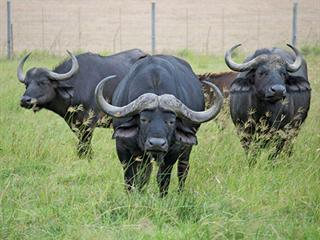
[{"xmin": 0, "ymin": 49, "xmax": 319, "ymax": 239}]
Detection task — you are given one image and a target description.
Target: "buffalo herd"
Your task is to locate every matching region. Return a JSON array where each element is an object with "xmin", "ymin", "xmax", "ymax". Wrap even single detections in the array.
[{"xmin": 17, "ymin": 44, "xmax": 311, "ymax": 196}]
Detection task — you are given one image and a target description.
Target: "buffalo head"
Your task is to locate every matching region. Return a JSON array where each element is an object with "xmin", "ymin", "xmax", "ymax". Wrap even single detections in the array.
[
  {"xmin": 95, "ymin": 76, "xmax": 223, "ymax": 159},
  {"xmin": 17, "ymin": 51, "xmax": 79, "ymax": 111},
  {"xmin": 225, "ymin": 44, "xmax": 302, "ymax": 102}
]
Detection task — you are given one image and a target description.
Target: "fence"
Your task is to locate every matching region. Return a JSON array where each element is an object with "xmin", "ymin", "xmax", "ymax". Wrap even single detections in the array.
[{"xmin": 0, "ymin": 0, "xmax": 319, "ymax": 58}]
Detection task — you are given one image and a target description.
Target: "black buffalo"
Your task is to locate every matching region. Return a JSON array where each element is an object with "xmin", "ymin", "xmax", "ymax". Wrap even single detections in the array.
[
  {"xmin": 17, "ymin": 49, "xmax": 146, "ymax": 157},
  {"xmin": 225, "ymin": 44, "xmax": 311, "ymax": 158},
  {"xmin": 95, "ymin": 55, "xmax": 223, "ymax": 196}
]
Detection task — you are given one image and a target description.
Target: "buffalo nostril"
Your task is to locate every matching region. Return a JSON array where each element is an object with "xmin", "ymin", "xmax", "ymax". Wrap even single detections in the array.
[
  {"xmin": 21, "ymin": 96, "xmax": 32, "ymax": 103},
  {"xmin": 147, "ymin": 138, "xmax": 168, "ymax": 150},
  {"xmin": 270, "ymin": 85, "xmax": 286, "ymax": 94},
  {"xmin": 159, "ymin": 139, "xmax": 166, "ymax": 146}
]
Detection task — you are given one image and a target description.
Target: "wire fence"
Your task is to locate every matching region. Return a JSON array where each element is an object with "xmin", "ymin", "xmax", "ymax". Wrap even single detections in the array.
[{"xmin": 0, "ymin": 0, "xmax": 319, "ymax": 58}]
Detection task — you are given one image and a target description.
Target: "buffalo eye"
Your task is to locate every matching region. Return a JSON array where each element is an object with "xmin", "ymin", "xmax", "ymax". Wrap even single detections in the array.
[
  {"xmin": 257, "ymin": 70, "xmax": 267, "ymax": 78},
  {"xmin": 166, "ymin": 119, "xmax": 176, "ymax": 126},
  {"xmin": 140, "ymin": 116, "xmax": 150, "ymax": 124},
  {"xmin": 38, "ymin": 81, "xmax": 46, "ymax": 86},
  {"xmin": 280, "ymin": 70, "xmax": 287, "ymax": 78}
]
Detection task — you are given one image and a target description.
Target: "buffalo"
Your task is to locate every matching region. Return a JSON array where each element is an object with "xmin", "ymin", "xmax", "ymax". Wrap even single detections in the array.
[
  {"xmin": 225, "ymin": 44, "xmax": 311, "ymax": 158},
  {"xmin": 198, "ymin": 71, "xmax": 238, "ymax": 130},
  {"xmin": 17, "ymin": 49, "xmax": 146, "ymax": 157},
  {"xmin": 198, "ymin": 71, "xmax": 238, "ymax": 99},
  {"xmin": 95, "ymin": 55, "xmax": 223, "ymax": 196}
]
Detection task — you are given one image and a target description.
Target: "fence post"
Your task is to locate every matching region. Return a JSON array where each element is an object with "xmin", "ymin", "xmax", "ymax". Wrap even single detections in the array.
[
  {"xmin": 0, "ymin": 4, "xmax": 1, "ymax": 56},
  {"xmin": 221, "ymin": 8, "xmax": 225, "ymax": 53},
  {"xmin": 186, "ymin": 8, "xmax": 189, "ymax": 51},
  {"xmin": 292, "ymin": 1, "xmax": 298, "ymax": 47},
  {"xmin": 119, "ymin": 8, "xmax": 122, "ymax": 51},
  {"xmin": 151, "ymin": 0, "xmax": 156, "ymax": 54},
  {"xmin": 41, "ymin": 7, "xmax": 45, "ymax": 50},
  {"xmin": 257, "ymin": 8, "xmax": 260, "ymax": 49},
  {"xmin": 205, "ymin": 26, "xmax": 211, "ymax": 55},
  {"xmin": 78, "ymin": 7, "xmax": 81, "ymax": 50},
  {"xmin": 7, "ymin": 0, "xmax": 13, "ymax": 59}
]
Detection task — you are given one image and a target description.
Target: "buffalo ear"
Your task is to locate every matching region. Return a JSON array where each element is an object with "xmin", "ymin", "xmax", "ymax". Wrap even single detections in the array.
[
  {"xmin": 112, "ymin": 121, "xmax": 139, "ymax": 139},
  {"xmin": 175, "ymin": 123, "xmax": 198, "ymax": 145},
  {"xmin": 286, "ymin": 75, "xmax": 311, "ymax": 92},
  {"xmin": 56, "ymin": 86, "xmax": 74, "ymax": 100},
  {"xmin": 112, "ymin": 126, "xmax": 138, "ymax": 139},
  {"xmin": 175, "ymin": 129, "xmax": 198, "ymax": 145},
  {"xmin": 53, "ymin": 80, "xmax": 74, "ymax": 100}
]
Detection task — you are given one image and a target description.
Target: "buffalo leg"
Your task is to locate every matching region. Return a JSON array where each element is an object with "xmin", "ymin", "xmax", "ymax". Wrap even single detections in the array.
[
  {"xmin": 136, "ymin": 157, "xmax": 153, "ymax": 191},
  {"xmin": 122, "ymin": 160, "xmax": 141, "ymax": 191},
  {"xmin": 270, "ymin": 136, "xmax": 292, "ymax": 160},
  {"xmin": 122, "ymin": 159, "xmax": 153, "ymax": 192},
  {"xmin": 138, "ymin": 156, "xmax": 153, "ymax": 190},
  {"xmin": 177, "ymin": 147, "xmax": 192, "ymax": 192},
  {"xmin": 116, "ymin": 140, "xmax": 143, "ymax": 191},
  {"xmin": 239, "ymin": 131, "xmax": 257, "ymax": 166},
  {"xmin": 157, "ymin": 163, "xmax": 173, "ymax": 197},
  {"xmin": 116, "ymin": 147, "xmax": 136, "ymax": 191},
  {"xmin": 77, "ymin": 127, "xmax": 93, "ymax": 158}
]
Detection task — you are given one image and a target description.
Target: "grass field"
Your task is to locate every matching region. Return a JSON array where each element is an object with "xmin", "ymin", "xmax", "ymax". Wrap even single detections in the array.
[{"xmin": 0, "ymin": 49, "xmax": 319, "ymax": 239}]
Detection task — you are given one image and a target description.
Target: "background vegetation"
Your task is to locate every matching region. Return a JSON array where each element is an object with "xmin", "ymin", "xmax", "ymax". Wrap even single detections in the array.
[{"xmin": 0, "ymin": 48, "xmax": 319, "ymax": 239}]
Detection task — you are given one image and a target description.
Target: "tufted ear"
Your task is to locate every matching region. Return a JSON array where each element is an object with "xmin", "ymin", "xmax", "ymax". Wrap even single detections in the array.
[
  {"xmin": 175, "ymin": 122, "xmax": 198, "ymax": 145},
  {"xmin": 56, "ymin": 86, "xmax": 74, "ymax": 100},
  {"xmin": 230, "ymin": 76, "xmax": 253, "ymax": 93},
  {"xmin": 286, "ymin": 75, "xmax": 311, "ymax": 93},
  {"xmin": 112, "ymin": 120, "xmax": 138, "ymax": 139},
  {"xmin": 52, "ymin": 80, "xmax": 74, "ymax": 101}
]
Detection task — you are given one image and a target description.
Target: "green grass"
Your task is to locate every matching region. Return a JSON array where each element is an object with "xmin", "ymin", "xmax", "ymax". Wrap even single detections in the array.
[{"xmin": 0, "ymin": 50, "xmax": 320, "ymax": 239}]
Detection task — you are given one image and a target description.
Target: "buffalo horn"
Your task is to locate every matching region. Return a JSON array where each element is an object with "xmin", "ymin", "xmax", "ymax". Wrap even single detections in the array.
[
  {"xmin": 17, "ymin": 52, "xmax": 32, "ymax": 83},
  {"xmin": 95, "ymin": 75, "xmax": 159, "ymax": 118},
  {"xmin": 225, "ymin": 44, "xmax": 267, "ymax": 72},
  {"xmin": 285, "ymin": 44, "xmax": 302, "ymax": 72},
  {"xmin": 95, "ymin": 76, "xmax": 223, "ymax": 124},
  {"xmin": 48, "ymin": 50, "xmax": 79, "ymax": 81},
  {"xmin": 158, "ymin": 81, "xmax": 223, "ymax": 124}
]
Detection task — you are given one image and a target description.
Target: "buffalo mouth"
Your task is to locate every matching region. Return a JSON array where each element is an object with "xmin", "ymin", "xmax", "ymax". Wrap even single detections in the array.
[
  {"xmin": 147, "ymin": 151, "xmax": 166, "ymax": 164},
  {"xmin": 31, "ymin": 105, "xmax": 41, "ymax": 112},
  {"xmin": 147, "ymin": 149, "xmax": 167, "ymax": 154},
  {"xmin": 263, "ymin": 94, "xmax": 286, "ymax": 103},
  {"xmin": 20, "ymin": 98, "xmax": 41, "ymax": 112}
]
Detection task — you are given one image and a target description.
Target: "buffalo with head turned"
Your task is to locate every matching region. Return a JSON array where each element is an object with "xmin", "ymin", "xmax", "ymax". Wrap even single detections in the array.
[
  {"xmin": 17, "ymin": 49, "xmax": 146, "ymax": 157},
  {"xmin": 225, "ymin": 44, "xmax": 311, "ymax": 158},
  {"xmin": 95, "ymin": 55, "xmax": 223, "ymax": 196},
  {"xmin": 198, "ymin": 71, "xmax": 238, "ymax": 99},
  {"xmin": 198, "ymin": 71, "xmax": 238, "ymax": 130}
]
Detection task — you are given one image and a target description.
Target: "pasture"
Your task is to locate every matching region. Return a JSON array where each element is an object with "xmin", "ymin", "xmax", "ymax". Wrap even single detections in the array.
[{"xmin": 0, "ymin": 49, "xmax": 319, "ymax": 239}]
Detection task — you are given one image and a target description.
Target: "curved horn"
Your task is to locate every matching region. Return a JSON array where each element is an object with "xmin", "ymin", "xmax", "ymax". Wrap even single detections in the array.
[
  {"xmin": 159, "ymin": 81, "xmax": 223, "ymax": 124},
  {"xmin": 48, "ymin": 50, "xmax": 79, "ymax": 81},
  {"xmin": 17, "ymin": 52, "xmax": 32, "ymax": 83},
  {"xmin": 95, "ymin": 76, "xmax": 159, "ymax": 118},
  {"xmin": 225, "ymin": 44, "xmax": 267, "ymax": 72},
  {"xmin": 285, "ymin": 44, "xmax": 302, "ymax": 73}
]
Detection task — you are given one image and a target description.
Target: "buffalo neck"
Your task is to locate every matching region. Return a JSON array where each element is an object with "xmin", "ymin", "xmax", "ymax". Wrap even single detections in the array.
[{"xmin": 44, "ymin": 92, "xmax": 71, "ymax": 119}]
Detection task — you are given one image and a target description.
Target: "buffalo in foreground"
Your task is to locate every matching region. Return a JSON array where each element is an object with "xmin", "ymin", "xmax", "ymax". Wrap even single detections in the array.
[
  {"xmin": 225, "ymin": 44, "xmax": 311, "ymax": 159},
  {"xmin": 95, "ymin": 55, "xmax": 223, "ymax": 196},
  {"xmin": 17, "ymin": 49, "xmax": 146, "ymax": 157}
]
